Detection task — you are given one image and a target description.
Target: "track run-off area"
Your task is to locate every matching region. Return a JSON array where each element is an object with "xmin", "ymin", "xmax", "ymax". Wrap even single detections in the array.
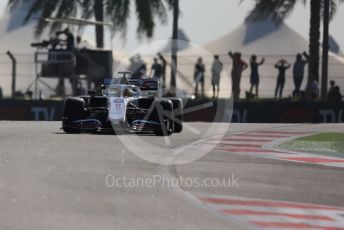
[{"xmin": 0, "ymin": 122, "xmax": 344, "ymax": 230}]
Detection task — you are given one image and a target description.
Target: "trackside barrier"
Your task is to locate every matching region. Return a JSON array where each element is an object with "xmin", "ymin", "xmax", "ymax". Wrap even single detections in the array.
[{"xmin": 0, "ymin": 99, "xmax": 343, "ymax": 123}]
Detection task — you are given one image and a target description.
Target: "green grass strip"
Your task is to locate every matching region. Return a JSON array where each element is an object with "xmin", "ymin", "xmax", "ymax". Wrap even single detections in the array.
[
  {"xmin": 279, "ymin": 133, "xmax": 344, "ymax": 157},
  {"xmin": 298, "ymin": 133, "xmax": 344, "ymax": 142}
]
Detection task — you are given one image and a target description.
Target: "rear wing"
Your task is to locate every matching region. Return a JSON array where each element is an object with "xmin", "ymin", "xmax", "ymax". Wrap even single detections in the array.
[
  {"xmin": 129, "ymin": 79, "xmax": 158, "ymax": 91},
  {"xmin": 104, "ymin": 76, "xmax": 158, "ymax": 91},
  {"xmin": 103, "ymin": 78, "xmax": 158, "ymax": 98}
]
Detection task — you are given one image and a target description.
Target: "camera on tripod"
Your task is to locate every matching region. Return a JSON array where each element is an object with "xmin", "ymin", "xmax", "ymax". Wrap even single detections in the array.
[{"xmin": 31, "ymin": 40, "xmax": 51, "ymax": 49}]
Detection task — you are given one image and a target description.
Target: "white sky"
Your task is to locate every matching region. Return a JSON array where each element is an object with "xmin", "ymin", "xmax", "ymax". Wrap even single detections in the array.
[
  {"xmin": 1, "ymin": 0, "xmax": 344, "ymax": 53},
  {"xmin": 108, "ymin": 0, "xmax": 344, "ymax": 53}
]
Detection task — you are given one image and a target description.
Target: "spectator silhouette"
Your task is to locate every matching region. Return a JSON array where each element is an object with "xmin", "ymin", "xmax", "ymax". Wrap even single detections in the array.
[
  {"xmin": 55, "ymin": 78, "xmax": 65, "ymax": 96},
  {"xmin": 328, "ymin": 80, "xmax": 336, "ymax": 96},
  {"xmin": 158, "ymin": 53, "xmax": 167, "ymax": 90},
  {"xmin": 129, "ymin": 54, "xmax": 143, "ymax": 77},
  {"xmin": 249, "ymin": 55, "xmax": 264, "ymax": 98},
  {"xmin": 132, "ymin": 63, "xmax": 147, "ymax": 79},
  {"xmin": 328, "ymin": 81, "xmax": 342, "ymax": 102},
  {"xmin": 50, "ymin": 33, "xmax": 60, "ymax": 50},
  {"xmin": 76, "ymin": 36, "xmax": 82, "ymax": 48},
  {"xmin": 211, "ymin": 55, "xmax": 223, "ymax": 98},
  {"xmin": 274, "ymin": 59, "xmax": 290, "ymax": 98},
  {"xmin": 128, "ymin": 57, "xmax": 137, "ymax": 73},
  {"xmin": 194, "ymin": 57, "xmax": 206, "ymax": 98},
  {"xmin": 293, "ymin": 52, "xmax": 309, "ymax": 97},
  {"xmin": 228, "ymin": 51, "xmax": 248, "ymax": 100},
  {"xmin": 130, "ymin": 55, "xmax": 147, "ymax": 79},
  {"xmin": 76, "ymin": 35, "xmax": 89, "ymax": 49},
  {"xmin": 150, "ymin": 57, "xmax": 163, "ymax": 81},
  {"xmin": 333, "ymin": 86, "xmax": 342, "ymax": 102},
  {"xmin": 56, "ymin": 28, "xmax": 75, "ymax": 51}
]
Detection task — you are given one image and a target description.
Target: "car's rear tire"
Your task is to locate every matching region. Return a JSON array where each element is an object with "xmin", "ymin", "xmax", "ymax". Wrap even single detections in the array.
[
  {"xmin": 154, "ymin": 119, "xmax": 172, "ymax": 136},
  {"xmin": 152, "ymin": 100, "xmax": 173, "ymax": 136},
  {"xmin": 171, "ymin": 99, "xmax": 183, "ymax": 133}
]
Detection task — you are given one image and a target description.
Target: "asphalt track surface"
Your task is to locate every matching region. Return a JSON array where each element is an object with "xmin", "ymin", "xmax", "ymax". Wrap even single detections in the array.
[{"xmin": 1, "ymin": 122, "xmax": 344, "ymax": 230}]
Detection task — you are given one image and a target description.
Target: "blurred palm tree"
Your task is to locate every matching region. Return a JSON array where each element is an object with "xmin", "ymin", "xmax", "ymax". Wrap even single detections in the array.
[
  {"xmin": 8, "ymin": 0, "xmax": 173, "ymax": 48},
  {"xmin": 244, "ymin": 0, "xmax": 343, "ymax": 97},
  {"xmin": 165, "ymin": 0, "xmax": 178, "ymax": 95}
]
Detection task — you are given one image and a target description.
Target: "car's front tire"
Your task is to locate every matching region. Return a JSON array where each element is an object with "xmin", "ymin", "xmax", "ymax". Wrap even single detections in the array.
[
  {"xmin": 62, "ymin": 127, "xmax": 81, "ymax": 134},
  {"xmin": 62, "ymin": 97, "xmax": 86, "ymax": 134}
]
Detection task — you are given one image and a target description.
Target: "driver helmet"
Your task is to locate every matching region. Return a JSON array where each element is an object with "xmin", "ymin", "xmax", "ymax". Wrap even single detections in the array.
[{"xmin": 123, "ymin": 88, "xmax": 133, "ymax": 98}]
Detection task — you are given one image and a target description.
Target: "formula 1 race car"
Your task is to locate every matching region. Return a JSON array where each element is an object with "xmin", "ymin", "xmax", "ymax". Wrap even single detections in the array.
[{"xmin": 62, "ymin": 73, "xmax": 183, "ymax": 136}]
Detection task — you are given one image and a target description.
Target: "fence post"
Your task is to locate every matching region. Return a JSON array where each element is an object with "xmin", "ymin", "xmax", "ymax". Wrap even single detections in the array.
[{"xmin": 6, "ymin": 51, "xmax": 17, "ymax": 98}]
